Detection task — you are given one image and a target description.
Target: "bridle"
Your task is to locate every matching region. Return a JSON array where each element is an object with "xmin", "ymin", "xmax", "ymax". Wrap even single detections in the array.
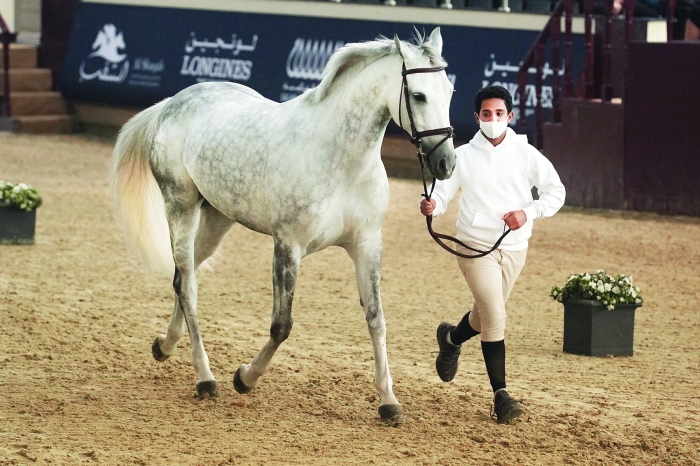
[{"xmin": 399, "ymin": 62, "xmax": 511, "ymax": 259}]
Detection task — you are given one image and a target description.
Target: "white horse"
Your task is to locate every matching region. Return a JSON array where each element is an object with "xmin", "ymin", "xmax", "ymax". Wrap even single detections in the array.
[{"xmin": 111, "ymin": 28, "xmax": 455, "ymax": 423}]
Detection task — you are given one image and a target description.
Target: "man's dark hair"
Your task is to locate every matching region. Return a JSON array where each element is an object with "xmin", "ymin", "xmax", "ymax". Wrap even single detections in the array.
[{"xmin": 474, "ymin": 85, "xmax": 513, "ymax": 114}]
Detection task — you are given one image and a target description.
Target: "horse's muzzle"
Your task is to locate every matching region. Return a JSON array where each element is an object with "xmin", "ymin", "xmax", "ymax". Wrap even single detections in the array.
[{"xmin": 425, "ymin": 139, "xmax": 455, "ymax": 181}]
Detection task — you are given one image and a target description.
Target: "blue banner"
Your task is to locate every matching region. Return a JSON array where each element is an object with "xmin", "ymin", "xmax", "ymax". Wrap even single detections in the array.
[{"xmin": 60, "ymin": 3, "xmax": 583, "ymax": 139}]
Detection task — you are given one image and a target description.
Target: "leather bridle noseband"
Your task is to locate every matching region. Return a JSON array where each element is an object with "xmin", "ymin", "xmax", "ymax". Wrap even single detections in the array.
[{"xmin": 399, "ymin": 62, "xmax": 511, "ymax": 259}]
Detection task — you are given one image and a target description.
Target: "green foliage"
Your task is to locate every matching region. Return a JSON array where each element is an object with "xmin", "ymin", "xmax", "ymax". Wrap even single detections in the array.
[
  {"xmin": 0, "ymin": 180, "xmax": 42, "ymax": 211},
  {"xmin": 550, "ymin": 271, "xmax": 643, "ymax": 310}
]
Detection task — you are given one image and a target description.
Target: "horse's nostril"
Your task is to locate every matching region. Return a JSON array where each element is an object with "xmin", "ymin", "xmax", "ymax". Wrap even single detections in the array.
[{"xmin": 439, "ymin": 159, "xmax": 447, "ymax": 174}]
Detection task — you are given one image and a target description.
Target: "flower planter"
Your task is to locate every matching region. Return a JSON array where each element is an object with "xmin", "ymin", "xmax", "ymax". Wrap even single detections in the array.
[
  {"xmin": 562, "ymin": 299, "xmax": 642, "ymax": 357},
  {"xmin": 0, "ymin": 204, "xmax": 36, "ymax": 245}
]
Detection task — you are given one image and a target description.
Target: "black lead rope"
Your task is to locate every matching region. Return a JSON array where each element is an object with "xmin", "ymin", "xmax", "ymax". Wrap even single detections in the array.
[
  {"xmin": 399, "ymin": 61, "xmax": 510, "ymax": 258},
  {"xmin": 417, "ymin": 154, "xmax": 512, "ymax": 259}
]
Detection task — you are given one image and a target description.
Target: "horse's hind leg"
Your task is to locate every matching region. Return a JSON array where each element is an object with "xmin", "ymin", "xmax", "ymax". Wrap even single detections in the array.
[
  {"xmin": 159, "ymin": 181, "xmax": 221, "ymax": 398},
  {"xmin": 234, "ymin": 239, "xmax": 301, "ymax": 393},
  {"xmin": 152, "ymin": 202, "xmax": 234, "ymax": 362},
  {"xmin": 347, "ymin": 231, "xmax": 404, "ymax": 424}
]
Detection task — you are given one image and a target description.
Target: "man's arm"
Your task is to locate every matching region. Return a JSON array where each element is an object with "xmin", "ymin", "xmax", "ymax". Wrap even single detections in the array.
[
  {"xmin": 522, "ymin": 149, "xmax": 566, "ymax": 221},
  {"xmin": 420, "ymin": 157, "xmax": 461, "ymax": 217}
]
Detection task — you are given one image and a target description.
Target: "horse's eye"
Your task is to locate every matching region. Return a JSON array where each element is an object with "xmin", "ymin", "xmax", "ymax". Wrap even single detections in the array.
[{"xmin": 413, "ymin": 93, "xmax": 426, "ymax": 103}]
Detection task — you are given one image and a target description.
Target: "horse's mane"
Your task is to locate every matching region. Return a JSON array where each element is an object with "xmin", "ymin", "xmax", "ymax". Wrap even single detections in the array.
[{"xmin": 299, "ymin": 30, "xmax": 447, "ymax": 104}]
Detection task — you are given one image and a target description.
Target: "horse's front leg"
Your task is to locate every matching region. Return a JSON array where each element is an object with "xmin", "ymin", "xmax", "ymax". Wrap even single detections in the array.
[
  {"xmin": 234, "ymin": 240, "xmax": 301, "ymax": 393},
  {"xmin": 349, "ymin": 232, "xmax": 404, "ymax": 424}
]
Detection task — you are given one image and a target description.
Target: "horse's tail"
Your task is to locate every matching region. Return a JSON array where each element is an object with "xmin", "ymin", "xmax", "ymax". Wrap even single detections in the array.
[{"xmin": 110, "ymin": 98, "xmax": 174, "ymax": 276}]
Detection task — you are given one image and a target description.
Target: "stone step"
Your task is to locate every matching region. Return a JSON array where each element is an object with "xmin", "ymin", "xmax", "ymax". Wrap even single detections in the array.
[
  {"xmin": 0, "ymin": 114, "xmax": 76, "ymax": 134},
  {"xmin": 11, "ymin": 115, "xmax": 75, "ymax": 134},
  {"xmin": 0, "ymin": 68, "xmax": 53, "ymax": 93},
  {"xmin": 3, "ymin": 43, "xmax": 38, "ymax": 69},
  {"xmin": 9, "ymin": 91, "xmax": 68, "ymax": 116}
]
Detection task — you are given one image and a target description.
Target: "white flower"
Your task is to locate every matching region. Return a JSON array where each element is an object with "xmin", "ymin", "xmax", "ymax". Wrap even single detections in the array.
[
  {"xmin": 551, "ymin": 271, "xmax": 642, "ymax": 307},
  {"xmin": 12, "ymin": 185, "xmax": 20, "ymax": 193},
  {"xmin": 607, "ymin": 305, "xmax": 614, "ymax": 310},
  {"xmin": 18, "ymin": 183, "xmax": 28, "ymax": 189}
]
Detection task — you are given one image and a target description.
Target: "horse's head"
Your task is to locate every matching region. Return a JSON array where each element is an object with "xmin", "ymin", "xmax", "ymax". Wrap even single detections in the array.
[{"xmin": 391, "ymin": 28, "xmax": 455, "ymax": 181}]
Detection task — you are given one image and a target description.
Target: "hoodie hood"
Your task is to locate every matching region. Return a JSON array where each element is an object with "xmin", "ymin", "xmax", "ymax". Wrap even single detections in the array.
[{"xmin": 469, "ymin": 127, "xmax": 529, "ymax": 151}]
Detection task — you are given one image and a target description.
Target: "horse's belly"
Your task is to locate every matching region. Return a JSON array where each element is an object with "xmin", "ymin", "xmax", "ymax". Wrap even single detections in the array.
[
  {"xmin": 304, "ymin": 222, "xmax": 348, "ymax": 254},
  {"xmin": 206, "ymin": 194, "xmax": 273, "ymax": 236}
]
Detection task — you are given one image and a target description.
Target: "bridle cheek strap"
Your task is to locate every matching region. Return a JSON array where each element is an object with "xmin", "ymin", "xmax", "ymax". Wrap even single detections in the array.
[
  {"xmin": 399, "ymin": 63, "xmax": 454, "ymax": 157},
  {"xmin": 400, "ymin": 62, "xmax": 511, "ymax": 259}
]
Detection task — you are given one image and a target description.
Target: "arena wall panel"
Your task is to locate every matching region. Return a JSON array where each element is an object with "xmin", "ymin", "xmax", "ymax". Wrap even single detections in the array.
[
  {"xmin": 625, "ymin": 42, "xmax": 700, "ymax": 216},
  {"xmin": 58, "ymin": 0, "xmax": 584, "ymax": 141}
]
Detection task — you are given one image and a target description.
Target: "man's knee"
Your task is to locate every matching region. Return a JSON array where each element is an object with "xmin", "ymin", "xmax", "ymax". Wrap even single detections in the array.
[{"xmin": 479, "ymin": 314, "xmax": 507, "ymax": 341}]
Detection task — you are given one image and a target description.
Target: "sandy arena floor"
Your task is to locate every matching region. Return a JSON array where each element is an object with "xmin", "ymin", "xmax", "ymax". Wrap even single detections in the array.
[{"xmin": 1, "ymin": 133, "xmax": 699, "ymax": 465}]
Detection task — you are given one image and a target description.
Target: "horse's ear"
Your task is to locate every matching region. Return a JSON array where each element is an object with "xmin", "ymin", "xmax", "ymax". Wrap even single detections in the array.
[
  {"xmin": 427, "ymin": 27, "xmax": 443, "ymax": 56},
  {"xmin": 394, "ymin": 35, "xmax": 405, "ymax": 59}
]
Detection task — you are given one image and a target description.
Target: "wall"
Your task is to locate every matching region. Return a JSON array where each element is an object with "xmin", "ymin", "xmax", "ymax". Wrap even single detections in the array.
[
  {"xmin": 59, "ymin": 0, "xmax": 585, "ymax": 141},
  {"xmin": 543, "ymin": 99, "xmax": 625, "ymax": 209},
  {"xmin": 625, "ymin": 41, "xmax": 700, "ymax": 216}
]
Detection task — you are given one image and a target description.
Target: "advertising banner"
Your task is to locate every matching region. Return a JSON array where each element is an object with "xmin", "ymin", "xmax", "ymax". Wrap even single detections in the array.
[{"xmin": 60, "ymin": 3, "xmax": 584, "ymax": 139}]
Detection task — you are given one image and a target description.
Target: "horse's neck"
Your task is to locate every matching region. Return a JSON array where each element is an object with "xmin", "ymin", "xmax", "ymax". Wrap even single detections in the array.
[{"xmin": 314, "ymin": 57, "xmax": 398, "ymax": 156}]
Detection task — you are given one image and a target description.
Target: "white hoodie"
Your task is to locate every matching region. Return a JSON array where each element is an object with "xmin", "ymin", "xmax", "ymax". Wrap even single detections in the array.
[{"xmin": 430, "ymin": 128, "xmax": 565, "ymax": 251}]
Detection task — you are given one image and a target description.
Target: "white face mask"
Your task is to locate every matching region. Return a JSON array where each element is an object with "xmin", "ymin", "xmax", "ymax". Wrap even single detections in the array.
[{"xmin": 479, "ymin": 119, "xmax": 509, "ymax": 139}]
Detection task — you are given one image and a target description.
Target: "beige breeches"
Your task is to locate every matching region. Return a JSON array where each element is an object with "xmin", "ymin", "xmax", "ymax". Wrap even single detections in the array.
[{"xmin": 456, "ymin": 244, "xmax": 528, "ymax": 342}]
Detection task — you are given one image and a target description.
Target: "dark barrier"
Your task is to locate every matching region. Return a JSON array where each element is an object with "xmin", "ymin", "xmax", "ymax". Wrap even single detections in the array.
[
  {"xmin": 625, "ymin": 42, "xmax": 700, "ymax": 216},
  {"xmin": 59, "ymin": 2, "xmax": 583, "ymax": 139}
]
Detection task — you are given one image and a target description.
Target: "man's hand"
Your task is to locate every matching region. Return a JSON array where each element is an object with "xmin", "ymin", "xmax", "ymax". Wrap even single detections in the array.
[
  {"xmin": 502, "ymin": 210, "xmax": 527, "ymax": 230},
  {"xmin": 420, "ymin": 199, "xmax": 437, "ymax": 217}
]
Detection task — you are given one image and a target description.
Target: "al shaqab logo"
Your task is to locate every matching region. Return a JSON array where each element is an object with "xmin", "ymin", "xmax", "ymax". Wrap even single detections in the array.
[
  {"xmin": 285, "ymin": 38, "xmax": 344, "ymax": 80},
  {"xmin": 79, "ymin": 24, "xmax": 130, "ymax": 83}
]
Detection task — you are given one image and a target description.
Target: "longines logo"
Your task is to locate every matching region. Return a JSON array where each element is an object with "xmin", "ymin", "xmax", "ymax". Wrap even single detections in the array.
[
  {"xmin": 79, "ymin": 24, "xmax": 129, "ymax": 83},
  {"xmin": 180, "ymin": 32, "xmax": 257, "ymax": 82},
  {"xmin": 285, "ymin": 38, "xmax": 344, "ymax": 81}
]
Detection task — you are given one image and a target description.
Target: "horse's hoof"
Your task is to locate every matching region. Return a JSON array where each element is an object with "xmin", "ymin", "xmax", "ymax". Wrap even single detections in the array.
[
  {"xmin": 195, "ymin": 380, "xmax": 220, "ymax": 399},
  {"xmin": 233, "ymin": 368, "xmax": 253, "ymax": 394},
  {"xmin": 378, "ymin": 404, "xmax": 404, "ymax": 424},
  {"xmin": 151, "ymin": 337, "xmax": 169, "ymax": 362}
]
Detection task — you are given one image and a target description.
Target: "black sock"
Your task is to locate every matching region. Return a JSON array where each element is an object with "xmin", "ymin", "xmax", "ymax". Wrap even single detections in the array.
[
  {"xmin": 481, "ymin": 340, "xmax": 506, "ymax": 393},
  {"xmin": 450, "ymin": 311, "xmax": 480, "ymax": 345}
]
